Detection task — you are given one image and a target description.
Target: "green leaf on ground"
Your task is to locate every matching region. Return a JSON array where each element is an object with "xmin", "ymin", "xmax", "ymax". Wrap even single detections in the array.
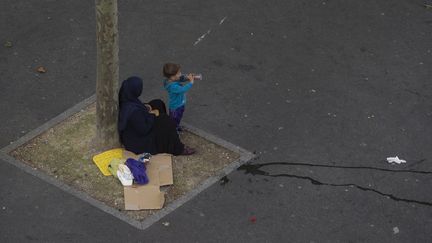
[{"xmin": 4, "ymin": 41, "xmax": 13, "ymax": 48}]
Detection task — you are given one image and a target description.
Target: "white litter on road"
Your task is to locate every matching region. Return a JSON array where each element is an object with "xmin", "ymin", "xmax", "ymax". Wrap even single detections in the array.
[
  {"xmin": 386, "ymin": 156, "xmax": 406, "ymax": 164},
  {"xmin": 162, "ymin": 222, "xmax": 170, "ymax": 227},
  {"xmin": 193, "ymin": 29, "xmax": 211, "ymax": 46},
  {"xmin": 393, "ymin": 227, "xmax": 399, "ymax": 234},
  {"xmin": 219, "ymin": 16, "xmax": 227, "ymax": 25}
]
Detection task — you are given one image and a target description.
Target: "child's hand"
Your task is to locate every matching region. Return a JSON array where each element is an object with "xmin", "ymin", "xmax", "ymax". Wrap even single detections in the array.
[
  {"xmin": 187, "ymin": 73, "xmax": 194, "ymax": 83},
  {"xmin": 149, "ymin": 109, "xmax": 159, "ymax": 117},
  {"xmin": 187, "ymin": 73, "xmax": 194, "ymax": 81}
]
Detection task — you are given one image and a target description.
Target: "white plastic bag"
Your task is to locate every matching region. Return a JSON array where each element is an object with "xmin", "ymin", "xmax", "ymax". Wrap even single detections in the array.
[
  {"xmin": 117, "ymin": 164, "xmax": 134, "ymax": 186},
  {"xmin": 386, "ymin": 156, "xmax": 406, "ymax": 164}
]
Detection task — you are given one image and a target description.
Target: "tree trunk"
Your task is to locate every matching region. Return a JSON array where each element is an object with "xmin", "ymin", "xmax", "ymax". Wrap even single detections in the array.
[{"xmin": 95, "ymin": 0, "xmax": 119, "ymax": 149}]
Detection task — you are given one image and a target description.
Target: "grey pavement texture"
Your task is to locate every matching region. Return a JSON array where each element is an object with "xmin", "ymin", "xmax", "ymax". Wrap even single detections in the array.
[{"xmin": 1, "ymin": 0, "xmax": 432, "ymax": 242}]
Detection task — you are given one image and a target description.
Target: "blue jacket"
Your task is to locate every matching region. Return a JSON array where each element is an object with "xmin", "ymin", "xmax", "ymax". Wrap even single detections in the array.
[{"xmin": 163, "ymin": 77, "xmax": 193, "ymax": 110}]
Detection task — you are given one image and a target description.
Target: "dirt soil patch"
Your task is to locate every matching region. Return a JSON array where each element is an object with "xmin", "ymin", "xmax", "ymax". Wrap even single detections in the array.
[{"xmin": 10, "ymin": 103, "xmax": 239, "ymax": 221}]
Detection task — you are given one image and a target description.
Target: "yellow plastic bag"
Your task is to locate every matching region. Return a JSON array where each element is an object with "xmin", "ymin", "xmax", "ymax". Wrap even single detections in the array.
[{"xmin": 92, "ymin": 148, "xmax": 123, "ymax": 176}]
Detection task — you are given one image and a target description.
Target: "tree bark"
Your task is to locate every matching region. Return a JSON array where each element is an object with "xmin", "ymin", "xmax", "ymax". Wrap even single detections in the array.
[{"xmin": 95, "ymin": 0, "xmax": 119, "ymax": 149}]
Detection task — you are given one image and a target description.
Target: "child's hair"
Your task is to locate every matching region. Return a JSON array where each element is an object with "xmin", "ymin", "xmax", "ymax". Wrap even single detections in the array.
[{"xmin": 163, "ymin": 63, "xmax": 181, "ymax": 78}]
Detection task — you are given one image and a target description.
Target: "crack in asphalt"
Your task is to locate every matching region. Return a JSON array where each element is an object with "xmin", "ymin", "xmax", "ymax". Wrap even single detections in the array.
[
  {"xmin": 237, "ymin": 161, "xmax": 432, "ymax": 207},
  {"xmin": 246, "ymin": 159, "xmax": 431, "ymax": 174}
]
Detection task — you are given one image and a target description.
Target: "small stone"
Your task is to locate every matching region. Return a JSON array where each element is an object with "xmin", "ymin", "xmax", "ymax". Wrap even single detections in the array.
[
  {"xmin": 273, "ymin": 146, "xmax": 278, "ymax": 150},
  {"xmin": 244, "ymin": 114, "xmax": 248, "ymax": 118},
  {"xmin": 250, "ymin": 32, "xmax": 254, "ymax": 36},
  {"xmin": 298, "ymin": 186, "xmax": 302, "ymax": 189},
  {"xmin": 310, "ymin": 89, "xmax": 316, "ymax": 93},
  {"xmin": 199, "ymin": 212, "xmax": 205, "ymax": 217},
  {"xmin": 278, "ymin": 126, "xmax": 284, "ymax": 130},
  {"xmin": 279, "ymin": 184, "xmax": 284, "ymax": 187},
  {"xmin": 381, "ymin": 13, "xmax": 385, "ymax": 16},
  {"xmin": 286, "ymin": 100, "xmax": 291, "ymax": 103},
  {"xmin": 2, "ymin": 206, "xmax": 5, "ymax": 210},
  {"xmin": 393, "ymin": 227, "xmax": 399, "ymax": 234}
]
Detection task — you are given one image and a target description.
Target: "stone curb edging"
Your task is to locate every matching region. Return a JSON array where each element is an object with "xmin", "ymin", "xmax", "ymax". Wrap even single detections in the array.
[{"xmin": 0, "ymin": 95, "xmax": 255, "ymax": 230}]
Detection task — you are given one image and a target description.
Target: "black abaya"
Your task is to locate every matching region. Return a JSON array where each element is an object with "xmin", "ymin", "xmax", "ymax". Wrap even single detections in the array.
[{"xmin": 149, "ymin": 99, "xmax": 185, "ymax": 155}]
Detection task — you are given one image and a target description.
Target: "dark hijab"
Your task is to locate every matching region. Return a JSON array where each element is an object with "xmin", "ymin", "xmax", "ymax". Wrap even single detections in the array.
[
  {"xmin": 118, "ymin": 76, "xmax": 149, "ymax": 133},
  {"xmin": 148, "ymin": 99, "xmax": 167, "ymax": 115}
]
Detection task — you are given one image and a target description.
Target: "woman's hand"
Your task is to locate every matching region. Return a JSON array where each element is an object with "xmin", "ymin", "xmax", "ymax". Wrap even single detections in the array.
[{"xmin": 144, "ymin": 104, "xmax": 152, "ymax": 111}]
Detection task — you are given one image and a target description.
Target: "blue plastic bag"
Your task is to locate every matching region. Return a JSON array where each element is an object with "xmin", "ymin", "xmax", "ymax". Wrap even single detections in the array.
[{"xmin": 125, "ymin": 158, "xmax": 149, "ymax": 185}]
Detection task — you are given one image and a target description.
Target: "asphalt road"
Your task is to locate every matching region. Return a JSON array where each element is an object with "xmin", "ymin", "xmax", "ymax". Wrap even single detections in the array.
[{"xmin": 1, "ymin": 0, "xmax": 432, "ymax": 242}]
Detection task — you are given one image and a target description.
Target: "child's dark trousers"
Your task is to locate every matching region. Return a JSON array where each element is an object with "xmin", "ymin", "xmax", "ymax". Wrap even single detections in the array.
[{"xmin": 169, "ymin": 105, "xmax": 185, "ymax": 130}]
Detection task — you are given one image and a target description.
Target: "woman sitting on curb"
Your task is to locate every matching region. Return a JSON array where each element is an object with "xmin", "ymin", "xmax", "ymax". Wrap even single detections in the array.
[{"xmin": 118, "ymin": 76, "xmax": 195, "ymax": 155}]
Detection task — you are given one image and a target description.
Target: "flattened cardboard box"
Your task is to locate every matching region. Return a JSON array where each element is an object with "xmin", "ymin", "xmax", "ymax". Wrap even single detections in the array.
[
  {"xmin": 147, "ymin": 154, "xmax": 173, "ymax": 186},
  {"xmin": 122, "ymin": 151, "xmax": 173, "ymax": 186},
  {"xmin": 124, "ymin": 168, "xmax": 164, "ymax": 210},
  {"xmin": 122, "ymin": 152, "xmax": 173, "ymax": 210}
]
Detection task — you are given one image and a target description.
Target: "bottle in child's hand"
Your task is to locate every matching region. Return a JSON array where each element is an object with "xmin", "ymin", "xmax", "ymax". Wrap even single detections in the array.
[{"xmin": 181, "ymin": 73, "xmax": 202, "ymax": 81}]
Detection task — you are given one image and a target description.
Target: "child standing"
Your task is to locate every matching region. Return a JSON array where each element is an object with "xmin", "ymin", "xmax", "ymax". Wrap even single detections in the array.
[{"xmin": 162, "ymin": 63, "xmax": 195, "ymax": 131}]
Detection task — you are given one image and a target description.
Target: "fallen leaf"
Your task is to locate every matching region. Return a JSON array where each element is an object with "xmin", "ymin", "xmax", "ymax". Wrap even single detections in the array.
[
  {"xmin": 36, "ymin": 66, "xmax": 47, "ymax": 73},
  {"xmin": 4, "ymin": 41, "xmax": 13, "ymax": 48}
]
